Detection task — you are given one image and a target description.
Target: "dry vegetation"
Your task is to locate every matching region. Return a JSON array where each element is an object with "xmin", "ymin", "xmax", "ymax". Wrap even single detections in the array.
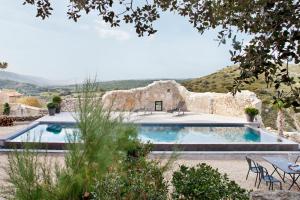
[
  {"xmin": 182, "ymin": 65, "xmax": 300, "ymax": 131},
  {"xmin": 16, "ymin": 97, "xmax": 43, "ymax": 108}
]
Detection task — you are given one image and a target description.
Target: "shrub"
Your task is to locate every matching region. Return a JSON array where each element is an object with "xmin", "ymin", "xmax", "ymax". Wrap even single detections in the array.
[
  {"xmin": 203, "ymin": 80, "xmax": 210, "ymax": 86},
  {"xmin": 2, "ymin": 80, "xmax": 144, "ymax": 199},
  {"xmin": 46, "ymin": 102, "xmax": 56, "ymax": 109},
  {"xmin": 244, "ymin": 107, "xmax": 259, "ymax": 117},
  {"xmin": 5, "ymin": 147, "xmax": 54, "ymax": 200},
  {"xmin": 52, "ymin": 96, "xmax": 62, "ymax": 104},
  {"xmin": 172, "ymin": 163, "xmax": 249, "ymax": 200},
  {"xmin": 0, "ymin": 116, "xmax": 14, "ymax": 126},
  {"xmin": 3, "ymin": 103, "xmax": 10, "ymax": 115},
  {"xmin": 92, "ymin": 143, "xmax": 168, "ymax": 200},
  {"xmin": 17, "ymin": 97, "xmax": 42, "ymax": 108}
]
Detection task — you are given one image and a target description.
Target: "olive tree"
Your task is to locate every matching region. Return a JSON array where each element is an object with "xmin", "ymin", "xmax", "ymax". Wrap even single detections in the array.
[
  {"xmin": 0, "ymin": 62, "xmax": 8, "ymax": 69},
  {"xmin": 23, "ymin": 0, "xmax": 300, "ymax": 109}
]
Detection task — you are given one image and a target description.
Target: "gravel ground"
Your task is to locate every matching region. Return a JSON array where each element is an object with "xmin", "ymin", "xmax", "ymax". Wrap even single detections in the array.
[
  {"xmin": 0, "ymin": 123, "xmax": 30, "ymax": 139},
  {"xmin": 0, "ymin": 153, "xmax": 297, "ymax": 192}
]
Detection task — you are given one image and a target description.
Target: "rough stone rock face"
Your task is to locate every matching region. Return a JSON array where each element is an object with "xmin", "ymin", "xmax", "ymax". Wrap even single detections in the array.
[
  {"xmin": 102, "ymin": 81, "xmax": 186, "ymax": 112},
  {"xmin": 61, "ymin": 98, "xmax": 77, "ymax": 112},
  {"xmin": 250, "ymin": 191, "xmax": 300, "ymax": 200},
  {"xmin": 102, "ymin": 80, "xmax": 262, "ymax": 118},
  {"xmin": 9, "ymin": 103, "xmax": 46, "ymax": 117}
]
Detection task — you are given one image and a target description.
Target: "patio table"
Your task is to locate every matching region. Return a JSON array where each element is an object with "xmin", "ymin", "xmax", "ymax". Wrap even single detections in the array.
[{"xmin": 263, "ymin": 156, "xmax": 300, "ymax": 190}]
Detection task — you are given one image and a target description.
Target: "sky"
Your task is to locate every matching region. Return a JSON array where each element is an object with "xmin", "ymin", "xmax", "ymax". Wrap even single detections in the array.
[{"xmin": 0, "ymin": 0, "xmax": 235, "ymax": 83}]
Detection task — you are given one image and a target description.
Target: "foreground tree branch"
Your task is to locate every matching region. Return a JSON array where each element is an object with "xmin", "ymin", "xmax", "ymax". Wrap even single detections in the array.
[
  {"xmin": 22, "ymin": 0, "xmax": 300, "ymax": 109},
  {"xmin": 0, "ymin": 62, "xmax": 8, "ymax": 69}
]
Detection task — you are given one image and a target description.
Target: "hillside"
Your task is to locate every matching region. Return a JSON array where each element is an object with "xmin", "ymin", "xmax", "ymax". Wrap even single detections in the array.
[
  {"xmin": 182, "ymin": 64, "xmax": 300, "ymax": 131},
  {"xmin": 97, "ymin": 79, "xmax": 171, "ymax": 91},
  {"xmin": 95, "ymin": 79, "xmax": 187, "ymax": 91},
  {"xmin": 0, "ymin": 79, "xmax": 48, "ymax": 96},
  {"xmin": 0, "ymin": 71, "xmax": 69, "ymax": 86},
  {"xmin": 0, "ymin": 78, "xmax": 187, "ymax": 98}
]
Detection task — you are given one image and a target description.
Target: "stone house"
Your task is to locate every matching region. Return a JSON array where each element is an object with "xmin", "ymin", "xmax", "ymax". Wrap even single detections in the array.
[{"xmin": 0, "ymin": 90, "xmax": 23, "ymax": 103}]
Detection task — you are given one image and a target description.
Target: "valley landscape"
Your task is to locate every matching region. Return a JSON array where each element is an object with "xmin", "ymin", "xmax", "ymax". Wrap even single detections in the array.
[{"xmin": 1, "ymin": 65, "xmax": 299, "ymax": 131}]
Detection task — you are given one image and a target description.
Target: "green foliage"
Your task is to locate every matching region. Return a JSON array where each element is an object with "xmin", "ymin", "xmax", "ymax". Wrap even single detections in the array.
[
  {"xmin": 172, "ymin": 163, "xmax": 249, "ymax": 200},
  {"xmin": 91, "ymin": 143, "xmax": 168, "ymax": 200},
  {"xmin": 273, "ymin": 99, "xmax": 287, "ymax": 110},
  {"xmin": 182, "ymin": 65, "xmax": 300, "ymax": 131},
  {"xmin": 55, "ymin": 80, "xmax": 139, "ymax": 199},
  {"xmin": 0, "ymin": 62, "xmax": 8, "ymax": 69},
  {"xmin": 52, "ymin": 96, "xmax": 62, "ymax": 104},
  {"xmin": 2, "ymin": 80, "xmax": 169, "ymax": 200},
  {"xmin": 23, "ymin": 0, "xmax": 300, "ymax": 108},
  {"xmin": 4, "ymin": 148, "xmax": 55, "ymax": 200},
  {"xmin": 46, "ymin": 102, "xmax": 56, "ymax": 109},
  {"xmin": 3, "ymin": 103, "xmax": 10, "ymax": 115},
  {"xmin": 244, "ymin": 107, "xmax": 259, "ymax": 117}
]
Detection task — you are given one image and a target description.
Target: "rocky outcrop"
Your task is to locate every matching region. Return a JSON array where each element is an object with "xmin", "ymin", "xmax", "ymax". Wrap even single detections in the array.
[
  {"xmin": 250, "ymin": 191, "xmax": 300, "ymax": 200},
  {"xmin": 102, "ymin": 80, "xmax": 262, "ymax": 118}
]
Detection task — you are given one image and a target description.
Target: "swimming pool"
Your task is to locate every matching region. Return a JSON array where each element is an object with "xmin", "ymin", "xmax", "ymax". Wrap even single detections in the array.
[{"xmin": 5, "ymin": 122, "xmax": 299, "ymax": 151}]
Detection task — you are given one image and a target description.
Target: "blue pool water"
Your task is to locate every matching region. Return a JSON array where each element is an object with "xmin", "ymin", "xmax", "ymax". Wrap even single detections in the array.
[{"xmin": 10, "ymin": 123, "xmax": 280, "ymax": 144}]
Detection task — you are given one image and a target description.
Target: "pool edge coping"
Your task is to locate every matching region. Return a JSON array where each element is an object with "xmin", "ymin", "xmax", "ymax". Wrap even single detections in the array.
[{"xmin": 2, "ymin": 121, "xmax": 299, "ymax": 151}]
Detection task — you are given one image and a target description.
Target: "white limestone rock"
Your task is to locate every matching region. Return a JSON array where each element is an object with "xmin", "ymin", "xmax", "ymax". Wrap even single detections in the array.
[{"xmin": 102, "ymin": 80, "xmax": 262, "ymax": 118}]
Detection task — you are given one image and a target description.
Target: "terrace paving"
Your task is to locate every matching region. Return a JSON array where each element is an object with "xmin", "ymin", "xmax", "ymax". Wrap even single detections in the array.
[
  {"xmin": 36, "ymin": 111, "xmax": 259, "ymax": 125},
  {"xmin": 0, "ymin": 151, "xmax": 300, "ymax": 191},
  {"xmin": 0, "ymin": 123, "xmax": 30, "ymax": 139},
  {"xmin": 0, "ymin": 122, "xmax": 299, "ymax": 192}
]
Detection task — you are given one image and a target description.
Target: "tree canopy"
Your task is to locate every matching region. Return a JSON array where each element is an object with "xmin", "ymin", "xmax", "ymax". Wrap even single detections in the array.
[
  {"xmin": 0, "ymin": 62, "xmax": 8, "ymax": 69},
  {"xmin": 23, "ymin": 0, "xmax": 300, "ymax": 108}
]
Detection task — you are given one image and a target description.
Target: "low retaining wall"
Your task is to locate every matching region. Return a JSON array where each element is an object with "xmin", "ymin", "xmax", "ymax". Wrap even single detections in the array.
[{"xmin": 9, "ymin": 103, "xmax": 46, "ymax": 116}]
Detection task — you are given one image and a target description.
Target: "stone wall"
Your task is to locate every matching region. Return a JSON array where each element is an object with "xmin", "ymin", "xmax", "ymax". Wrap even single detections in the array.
[
  {"xmin": 61, "ymin": 98, "xmax": 77, "ymax": 112},
  {"xmin": 102, "ymin": 80, "xmax": 262, "ymax": 118},
  {"xmin": 102, "ymin": 81, "xmax": 185, "ymax": 112},
  {"xmin": 9, "ymin": 103, "xmax": 46, "ymax": 116}
]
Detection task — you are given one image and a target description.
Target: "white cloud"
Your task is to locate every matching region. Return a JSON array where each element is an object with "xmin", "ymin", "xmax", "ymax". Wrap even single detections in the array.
[{"xmin": 94, "ymin": 20, "xmax": 130, "ymax": 41}]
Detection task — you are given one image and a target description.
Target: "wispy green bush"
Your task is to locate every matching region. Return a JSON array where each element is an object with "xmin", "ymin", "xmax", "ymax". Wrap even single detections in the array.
[
  {"xmin": 54, "ymin": 79, "xmax": 139, "ymax": 199},
  {"xmin": 3, "ymin": 148, "xmax": 55, "ymax": 200},
  {"xmin": 1, "ymin": 80, "xmax": 168, "ymax": 200}
]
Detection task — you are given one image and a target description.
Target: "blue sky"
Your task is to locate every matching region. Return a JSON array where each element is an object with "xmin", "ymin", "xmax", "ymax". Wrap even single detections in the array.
[{"xmin": 0, "ymin": 0, "xmax": 234, "ymax": 82}]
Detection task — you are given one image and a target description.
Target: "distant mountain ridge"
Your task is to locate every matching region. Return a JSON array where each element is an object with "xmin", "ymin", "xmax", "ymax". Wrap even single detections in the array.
[
  {"xmin": 64, "ymin": 79, "xmax": 188, "ymax": 91},
  {"xmin": 0, "ymin": 70, "xmax": 189, "ymax": 95},
  {"xmin": 0, "ymin": 71, "xmax": 69, "ymax": 86},
  {"xmin": 0, "ymin": 71, "xmax": 189, "ymax": 88}
]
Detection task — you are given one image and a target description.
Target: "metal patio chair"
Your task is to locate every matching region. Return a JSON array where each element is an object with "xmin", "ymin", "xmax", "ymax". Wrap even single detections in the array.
[
  {"xmin": 174, "ymin": 101, "xmax": 186, "ymax": 116},
  {"xmin": 295, "ymin": 155, "xmax": 300, "ymax": 163},
  {"xmin": 245, "ymin": 156, "xmax": 260, "ymax": 186},
  {"xmin": 257, "ymin": 164, "xmax": 282, "ymax": 190}
]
